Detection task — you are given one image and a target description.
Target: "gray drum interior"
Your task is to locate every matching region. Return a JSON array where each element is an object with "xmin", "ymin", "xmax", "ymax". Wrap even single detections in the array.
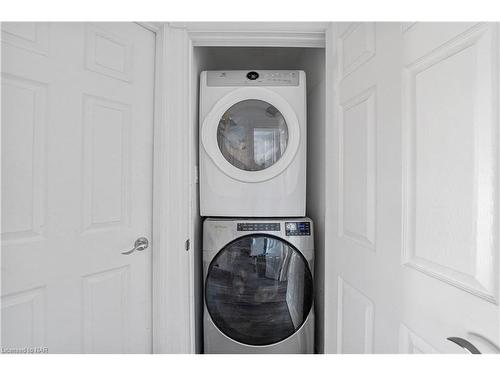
[
  {"xmin": 216, "ymin": 99, "xmax": 288, "ymax": 171},
  {"xmin": 205, "ymin": 234, "xmax": 313, "ymax": 346}
]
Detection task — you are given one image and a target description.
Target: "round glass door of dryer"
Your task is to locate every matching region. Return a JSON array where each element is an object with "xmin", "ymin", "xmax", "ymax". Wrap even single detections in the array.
[
  {"xmin": 216, "ymin": 100, "xmax": 289, "ymax": 171},
  {"xmin": 205, "ymin": 235, "xmax": 313, "ymax": 346}
]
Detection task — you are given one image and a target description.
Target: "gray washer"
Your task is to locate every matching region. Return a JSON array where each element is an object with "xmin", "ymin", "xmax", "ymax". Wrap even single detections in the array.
[{"xmin": 203, "ymin": 217, "xmax": 314, "ymax": 354}]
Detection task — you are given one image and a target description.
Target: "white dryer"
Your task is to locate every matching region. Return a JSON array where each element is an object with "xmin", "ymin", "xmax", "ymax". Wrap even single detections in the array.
[
  {"xmin": 199, "ymin": 70, "xmax": 306, "ymax": 217},
  {"xmin": 203, "ymin": 218, "xmax": 314, "ymax": 354}
]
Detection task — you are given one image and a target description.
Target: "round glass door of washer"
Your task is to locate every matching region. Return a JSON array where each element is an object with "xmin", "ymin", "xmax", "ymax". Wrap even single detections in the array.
[
  {"xmin": 217, "ymin": 100, "xmax": 288, "ymax": 171},
  {"xmin": 205, "ymin": 235, "xmax": 313, "ymax": 346}
]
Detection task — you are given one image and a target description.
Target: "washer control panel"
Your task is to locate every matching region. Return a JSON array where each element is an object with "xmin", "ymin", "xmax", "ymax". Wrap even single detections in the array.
[
  {"xmin": 237, "ymin": 222, "xmax": 281, "ymax": 232},
  {"xmin": 285, "ymin": 221, "xmax": 311, "ymax": 236},
  {"xmin": 207, "ymin": 70, "xmax": 300, "ymax": 86}
]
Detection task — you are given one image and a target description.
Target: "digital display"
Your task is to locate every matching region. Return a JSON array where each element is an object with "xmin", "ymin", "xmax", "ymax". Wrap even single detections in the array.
[{"xmin": 285, "ymin": 221, "xmax": 311, "ymax": 236}]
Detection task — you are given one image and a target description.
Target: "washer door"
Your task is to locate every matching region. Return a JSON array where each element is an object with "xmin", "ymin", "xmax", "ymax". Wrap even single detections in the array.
[
  {"xmin": 201, "ymin": 88, "xmax": 301, "ymax": 183},
  {"xmin": 205, "ymin": 235, "xmax": 313, "ymax": 346}
]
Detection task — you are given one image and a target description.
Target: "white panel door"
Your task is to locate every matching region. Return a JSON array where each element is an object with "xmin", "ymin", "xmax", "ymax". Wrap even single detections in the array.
[
  {"xmin": 325, "ymin": 22, "xmax": 500, "ymax": 353},
  {"xmin": 1, "ymin": 22, "xmax": 155, "ymax": 353}
]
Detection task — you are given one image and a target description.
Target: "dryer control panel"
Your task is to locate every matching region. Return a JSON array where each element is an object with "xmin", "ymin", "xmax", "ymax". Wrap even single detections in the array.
[
  {"xmin": 206, "ymin": 70, "xmax": 300, "ymax": 86},
  {"xmin": 285, "ymin": 221, "xmax": 311, "ymax": 236}
]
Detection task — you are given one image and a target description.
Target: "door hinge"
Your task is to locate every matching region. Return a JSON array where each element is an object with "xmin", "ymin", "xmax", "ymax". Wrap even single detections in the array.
[
  {"xmin": 193, "ymin": 165, "xmax": 199, "ymax": 184},
  {"xmin": 185, "ymin": 238, "xmax": 190, "ymax": 251}
]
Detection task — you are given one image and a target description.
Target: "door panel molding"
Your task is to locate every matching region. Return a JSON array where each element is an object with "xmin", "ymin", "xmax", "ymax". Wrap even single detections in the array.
[
  {"xmin": 1, "ymin": 286, "xmax": 47, "ymax": 348},
  {"xmin": 1, "ymin": 73, "xmax": 48, "ymax": 244},
  {"xmin": 399, "ymin": 324, "xmax": 439, "ymax": 353},
  {"xmin": 81, "ymin": 94, "xmax": 132, "ymax": 234},
  {"xmin": 85, "ymin": 24, "xmax": 133, "ymax": 83},
  {"xmin": 82, "ymin": 266, "xmax": 131, "ymax": 353},
  {"xmin": 401, "ymin": 23, "xmax": 417, "ymax": 34},
  {"xmin": 402, "ymin": 23, "xmax": 499, "ymax": 303},
  {"xmin": 338, "ymin": 85, "xmax": 377, "ymax": 250},
  {"xmin": 337, "ymin": 22, "xmax": 376, "ymax": 79},
  {"xmin": 1, "ymin": 22, "xmax": 49, "ymax": 56},
  {"xmin": 336, "ymin": 277, "xmax": 374, "ymax": 353}
]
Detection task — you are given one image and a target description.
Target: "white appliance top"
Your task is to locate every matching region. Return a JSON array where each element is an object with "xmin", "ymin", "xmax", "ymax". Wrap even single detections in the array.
[{"xmin": 206, "ymin": 70, "xmax": 300, "ymax": 87}]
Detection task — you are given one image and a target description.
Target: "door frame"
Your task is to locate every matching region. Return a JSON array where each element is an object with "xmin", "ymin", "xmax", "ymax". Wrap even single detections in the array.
[
  {"xmin": 136, "ymin": 21, "xmax": 194, "ymax": 354},
  {"xmin": 150, "ymin": 21, "xmax": 331, "ymax": 353},
  {"xmin": 323, "ymin": 22, "xmax": 341, "ymax": 354}
]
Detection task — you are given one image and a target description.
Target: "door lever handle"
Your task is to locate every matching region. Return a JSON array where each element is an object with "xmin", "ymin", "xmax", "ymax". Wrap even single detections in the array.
[
  {"xmin": 447, "ymin": 337, "xmax": 481, "ymax": 354},
  {"xmin": 122, "ymin": 237, "xmax": 149, "ymax": 255}
]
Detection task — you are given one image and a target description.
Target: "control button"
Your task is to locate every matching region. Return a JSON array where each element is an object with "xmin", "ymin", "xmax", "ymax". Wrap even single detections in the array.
[
  {"xmin": 237, "ymin": 222, "xmax": 280, "ymax": 231},
  {"xmin": 246, "ymin": 71, "xmax": 259, "ymax": 80}
]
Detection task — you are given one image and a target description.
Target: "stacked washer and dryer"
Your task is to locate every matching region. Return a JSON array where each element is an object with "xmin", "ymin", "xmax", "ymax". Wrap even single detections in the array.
[{"xmin": 199, "ymin": 70, "xmax": 314, "ymax": 353}]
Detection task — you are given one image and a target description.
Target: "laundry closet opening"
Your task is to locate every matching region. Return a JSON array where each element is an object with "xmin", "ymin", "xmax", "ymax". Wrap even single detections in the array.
[{"xmin": 190, "ymin": 46, "xmax": 327, "ymax": 353}]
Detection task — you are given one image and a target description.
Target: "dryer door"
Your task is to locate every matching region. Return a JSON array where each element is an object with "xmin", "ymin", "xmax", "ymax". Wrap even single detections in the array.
[
  {"xmin": 205, "ymin": 234, "xmax": 313, "ymax": 346},
  {"xmin": 201, "ymin": 88, "xmax": 301, "ymax": 183}
]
